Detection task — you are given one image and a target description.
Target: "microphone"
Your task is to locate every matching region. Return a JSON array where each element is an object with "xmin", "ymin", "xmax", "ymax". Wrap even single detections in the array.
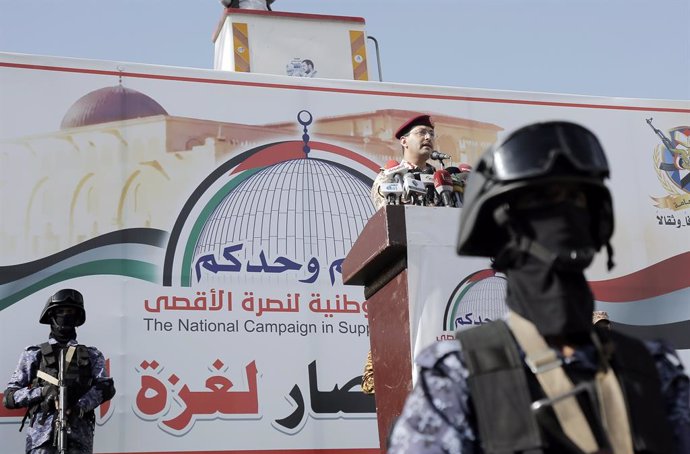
[
  {"xmin": 452, "ymin": 180, "xmax": 466, "ymax": 207},
  {"xmin": 417, "ymin": 167, "xmax": 435, "ymax": 206},
  {"xmin": 383, "ymin": 160, "xmax": 410, "ymax": 186},
  {"xmin": 458, "ymin": 163, "xmax": 473, "ymax": 173},
  {"xmin": 378, "ymin": 160, "xmax": 405, "ymax": 205},
  {"xmin": 403, "ymin": 172, "xmax": 427, "ymax": 205},
  {"xmin": 379, "ymin": 182, "xmax": 403, "ymax": 205},
  {"xmin": 430, "ymin": 151, "xmax": 451, "ymax": 161},
  {"xmin": 433, "ymin": 169, "xmax": 455, "ymax": 207},
  {"xmin": 446, "ymin": 163, "xmax": 471, "ymax": 172},
  {"xmin": 383, "ymin": 160, "xmax": 408, "ymax": 176},
  {"xmin": 383, "ymin": 159, "xmax": 400, "ymax": 171},
  {"xmin": 445, "ymin": 167, "xmax": 464, "ymax": 206}
]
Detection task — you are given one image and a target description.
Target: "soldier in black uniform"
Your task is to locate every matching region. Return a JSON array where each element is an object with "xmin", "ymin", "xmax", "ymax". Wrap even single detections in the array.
[
  {"xmin": 3, "ymin": 289, "xmax": 116, "ymax": 454},
  {"xmin": 387, "ymin": 121, "xmax": 690, "ymax": 454}
]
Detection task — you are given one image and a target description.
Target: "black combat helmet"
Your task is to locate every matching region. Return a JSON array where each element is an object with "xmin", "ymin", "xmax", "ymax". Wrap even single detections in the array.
[
  {"xmin": 456, "ymin": 121, "xmax": 614, "ymax": 259},
  {"xmin": 39, "ymin": 288, "xmax": 86, "ymax": 326}
]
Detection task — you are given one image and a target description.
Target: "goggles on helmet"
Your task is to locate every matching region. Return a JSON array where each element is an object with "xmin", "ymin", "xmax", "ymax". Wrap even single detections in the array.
[
  {"xmin": 50, "ymin": 288, "xmax": 84, "ymax": 304},
  {"xmin": 491, "ymin": 123, "xmax": 609, "ymax": 181}
]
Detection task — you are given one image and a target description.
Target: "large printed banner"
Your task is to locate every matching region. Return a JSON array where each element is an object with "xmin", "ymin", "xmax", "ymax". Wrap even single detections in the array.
[
  {"xmin": 0, "ymin": 52, "xmax": 689, "ymax": 453},
  {"xmin": 405, "ymin": 207, "xmax": 507, "ymax": 369}
]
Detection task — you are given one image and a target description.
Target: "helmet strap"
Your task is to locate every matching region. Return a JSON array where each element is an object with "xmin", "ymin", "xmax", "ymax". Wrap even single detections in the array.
[{"xmin": 605, "ymin": 241, "xmax": 615, "ymax": 271}]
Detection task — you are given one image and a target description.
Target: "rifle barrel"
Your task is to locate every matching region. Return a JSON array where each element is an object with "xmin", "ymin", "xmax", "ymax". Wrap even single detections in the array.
[{"xmin": 57, "ymin": 348, "xmax": 68, "ymax": 454}]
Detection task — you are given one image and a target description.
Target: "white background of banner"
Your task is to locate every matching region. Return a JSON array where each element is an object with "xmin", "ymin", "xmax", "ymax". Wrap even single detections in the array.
[
  {"xmin": 1, "ymin": 52, "xmax": 689, "ymax": 453},
  {"xmin": 406, "ymin": 208, "xmax": 495, "ymax": 349}
]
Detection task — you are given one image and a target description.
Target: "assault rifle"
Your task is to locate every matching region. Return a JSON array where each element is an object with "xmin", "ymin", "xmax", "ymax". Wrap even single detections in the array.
[
  {"xmin": 646, "ymin": 117, "xmax": 675, "ymax": 153},
  {"xmin": 646, "ymin": 118, "xmax": 690, "ymax": 188},
  {"xmin": 55, "ymin": 348, "xmax": 68, "ymax": 454},
  {"xmin": 646, "ymin": 117, "xmax": 684, "ymax": 174}
]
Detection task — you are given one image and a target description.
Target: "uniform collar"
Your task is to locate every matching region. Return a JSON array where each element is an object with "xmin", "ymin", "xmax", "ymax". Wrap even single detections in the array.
[
  {"xmin": 48, "ymin": 337, "xmax": 78, "ymax": 347},
  {"xmin": 401, "ymin": 159, "xmax": 432, "ymax": 171}
]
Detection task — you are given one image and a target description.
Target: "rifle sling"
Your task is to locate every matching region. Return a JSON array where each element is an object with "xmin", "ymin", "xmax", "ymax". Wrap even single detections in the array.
[
  {"xmin": 36, "ymin": 346, "xmax": 76, "ymax": 386},
  {"xmin": 37, "ymin": 370, "xmax": 58, "ymax": 386},
  {"xmin": 507, "ymin": 311, "xmax": 598, "ymax": 453},
  {"xmin": 507, "ymin": 311, "xmax": 633, "ymax": 454}
]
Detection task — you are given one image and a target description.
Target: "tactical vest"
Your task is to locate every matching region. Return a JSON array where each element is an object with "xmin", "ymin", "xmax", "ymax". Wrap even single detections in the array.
[
  {"xmin": 28, "ymin": 343, "xmax": 94, "ymax": 424},
  {"xmin": 456, "ymin": 321, "xmax": 673, "ymax": 454}
]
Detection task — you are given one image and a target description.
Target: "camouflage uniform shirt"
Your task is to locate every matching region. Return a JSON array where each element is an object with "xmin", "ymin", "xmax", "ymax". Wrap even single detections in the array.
[
  {"xmin": 388, "ymin": 337, "xmax": 690, "ymax": 454},
  {"xmin": 4, "ymin": 337, "xmax": 114, "ymax": 453},
  {"xmin": 370, "ymin": 160, "xmax": 435, "ymax": 210}
]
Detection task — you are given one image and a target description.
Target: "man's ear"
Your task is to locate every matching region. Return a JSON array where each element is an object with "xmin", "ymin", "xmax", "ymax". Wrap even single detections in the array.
[{"xmin": 400, "ymin": 136, "xmax": 408, "ymax": 149}]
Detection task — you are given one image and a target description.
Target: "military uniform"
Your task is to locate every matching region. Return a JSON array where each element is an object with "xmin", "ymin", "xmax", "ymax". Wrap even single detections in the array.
[
  {"xmin": 3, "ymin": 289, "xmax": 115, "ymax": 454},
  {"xmin": 5, "ymin": 337, "xmax": 113, "ymax": 454},
  {"xmin": 387, "ymin": 121, "xmax": 690, "ymax": 453},
  {"xmin": 369, "ymin": 159, "xmax": 436, "ymax": 210},
  {"xmin": 388, "ymin": 336, "xmax": 690, "ymax": 454}
]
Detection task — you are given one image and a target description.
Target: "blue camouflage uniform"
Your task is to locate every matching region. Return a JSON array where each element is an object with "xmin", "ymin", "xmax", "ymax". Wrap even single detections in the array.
[
  {"xmin": 388, "ymin": 338, "xmax": 690, "ymax": 454},
  {"xmin": 4, "ymin": 337, "xmax": 114, "ymax": 454}
]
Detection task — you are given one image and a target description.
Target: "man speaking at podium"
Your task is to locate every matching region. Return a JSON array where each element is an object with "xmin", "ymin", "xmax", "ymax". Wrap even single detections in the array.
[
  {"xmin": 370, "ymin": 114, "xmax": 437, "ymax": 210},
  {"xmin": 387, "ymin": 121, "xmax": 690, "ymax": 454}
]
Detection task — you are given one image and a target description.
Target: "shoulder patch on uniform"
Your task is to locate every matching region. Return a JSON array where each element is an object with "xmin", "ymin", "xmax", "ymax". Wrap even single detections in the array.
[{"xmin": 416, "ymin": 339, "xmax": 460, "ymax": 368}]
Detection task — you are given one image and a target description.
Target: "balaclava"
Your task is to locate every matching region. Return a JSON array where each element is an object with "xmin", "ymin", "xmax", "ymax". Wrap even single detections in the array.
[
  {"xmin": 50, "ymin": 309, "xmax": 78, "ymax": 344},
  {"xmin": 498, "ymin": 195, "xmax": 597, "ymax": 340}
]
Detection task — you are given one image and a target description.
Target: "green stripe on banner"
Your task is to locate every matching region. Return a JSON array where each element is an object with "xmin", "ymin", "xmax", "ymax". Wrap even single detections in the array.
[
  {"xmin": 180, "ymin": 167, "xmax": 264, "ymax": 287},
  {"xmin": 446, "ymin": 284, "xmax": 473, "ymax": 331},
  {"xmin": 0, "ymin": 259, "xmax": 159, "ymax": 312}
]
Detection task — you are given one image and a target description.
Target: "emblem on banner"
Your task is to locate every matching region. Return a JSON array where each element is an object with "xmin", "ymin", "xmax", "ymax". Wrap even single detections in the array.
[
  {"xmin": 163, "ymin": 110, "xmax": 377, "ymax": 288},
  {"xmin": 648, "ymin": 118, "xmax": 690, "ymax": 212},
  {"xmin": 442, "ymin": 269, "xmax": 508, "ymax": 333}
]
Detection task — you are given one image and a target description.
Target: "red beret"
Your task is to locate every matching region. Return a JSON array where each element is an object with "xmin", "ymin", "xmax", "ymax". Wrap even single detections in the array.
[{"xmin": 395, "ymin": 114, "xmax": 434, "ymax": 140}]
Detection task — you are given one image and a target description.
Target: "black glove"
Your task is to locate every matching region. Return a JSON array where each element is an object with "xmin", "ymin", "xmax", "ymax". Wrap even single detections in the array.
[
  {"xmin": 40, "ymin": 385, "xmax": 58, "ymax": 412},
  {"xmin": 73, "ymin": 406, "xmax": 86, "ymax": 419}
]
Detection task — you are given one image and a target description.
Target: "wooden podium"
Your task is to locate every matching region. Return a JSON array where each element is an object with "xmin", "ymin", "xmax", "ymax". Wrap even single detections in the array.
[
  {"xmin": 341, "ymin": 205, "xmax": 417, "ymax": 452},
  {"xmin": 343, "ymin": 205, "xmax": 493, "ymax": 452}
]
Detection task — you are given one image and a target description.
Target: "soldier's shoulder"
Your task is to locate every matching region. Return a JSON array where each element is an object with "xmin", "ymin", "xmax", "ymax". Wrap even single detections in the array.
[
  {"xmin": 85, "ymin": 342, "xmax": 105, "ymax": 348},
  {"xmin": 82, "ymin": 345, "xmax": 106, "ymax": 358},
  {"xmin": 415, "ymin": 339, "xmax": 461, "ymax": 369},
  {"xmin": 642, "ymin": 338, "xmax": 686, "ymax": 371},
  {"xmin": 18, "ymin": 345, "xmax": 42, "ymax": 362}
]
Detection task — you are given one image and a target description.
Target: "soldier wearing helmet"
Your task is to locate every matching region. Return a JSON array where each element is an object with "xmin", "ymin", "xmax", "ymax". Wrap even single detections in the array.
[
  {"xmin": 3, "ymin": 289, "xmax": 115, "ymax": 454},
  {"xmin": 387, "ymin": 122, "xmax": 690, "ymax": 454}
]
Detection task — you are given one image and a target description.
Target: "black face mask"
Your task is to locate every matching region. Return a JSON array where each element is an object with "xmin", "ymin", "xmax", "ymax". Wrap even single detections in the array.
[
  {"xmin": 503, "ymin": 201, "xmax": 596, "ymax": 338},
  {"xmin": 50, "ymin": 313, "xmax": 78, "ymax": 344}
]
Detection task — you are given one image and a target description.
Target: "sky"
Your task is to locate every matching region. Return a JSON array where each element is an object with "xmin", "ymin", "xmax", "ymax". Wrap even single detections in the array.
[{"xmin": 0, "ymin": 0, "xmax": 688, "ymax": 101}]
